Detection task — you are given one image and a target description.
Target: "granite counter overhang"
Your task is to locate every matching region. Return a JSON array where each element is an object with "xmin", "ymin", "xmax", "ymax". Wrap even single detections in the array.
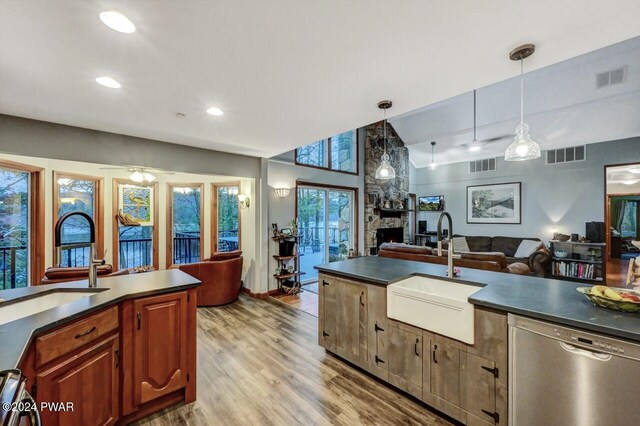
[
  {"xmin": 0, "ymin": 269, "xmax": 201, "ymax": 371},
  {"xmin": 315, "ymin": 256, "xmax": 640, "ymax": 342}
]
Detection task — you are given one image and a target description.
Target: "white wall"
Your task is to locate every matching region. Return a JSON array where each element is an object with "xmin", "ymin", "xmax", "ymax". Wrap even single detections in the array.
[
  {"xmin": 412, "ymin": 137, "xmax": 640, "ymax": 240},
  {"xmin": 0, "ymin": 153, "xmax": 260, "ymax": 289}
]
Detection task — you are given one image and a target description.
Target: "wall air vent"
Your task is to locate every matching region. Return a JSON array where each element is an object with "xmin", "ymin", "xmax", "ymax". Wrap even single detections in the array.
[
  {"xmin": 469, "ymin": 158, "xmax": 497, "ymax": 173},
  {"xmin": 596, "ymin": 66, "xmax": 627, "ymax": 89},
  {"xmin": 546, "ymin": 145, "xmax": 586, "ymax": 165}
]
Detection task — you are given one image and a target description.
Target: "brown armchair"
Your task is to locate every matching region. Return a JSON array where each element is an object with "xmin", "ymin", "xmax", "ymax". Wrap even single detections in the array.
[
  {"xmin": 179, "ymin": 251, "xmax": 243, "ymax": 307},
  {"xmin": 40, "ymin": 265, "xmax": 131, "ymax": 284}
]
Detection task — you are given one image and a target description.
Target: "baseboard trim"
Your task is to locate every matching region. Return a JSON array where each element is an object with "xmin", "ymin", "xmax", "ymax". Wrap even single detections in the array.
[{"xmin": 242, "ymin": 287, "xmax": 280, "ymax": 299}]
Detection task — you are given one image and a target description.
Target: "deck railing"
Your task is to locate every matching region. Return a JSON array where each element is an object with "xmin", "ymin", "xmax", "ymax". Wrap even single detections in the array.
[{"xmin": 0, "ymin": 245, "xmax": 27, "ymax": 290}]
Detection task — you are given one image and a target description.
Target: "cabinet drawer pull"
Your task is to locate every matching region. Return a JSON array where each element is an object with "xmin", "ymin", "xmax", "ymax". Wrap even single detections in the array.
[
  {"xmin": 359, "ymin": 292, "xmax": 365, "ymax": 306},
  {"xmin": 322, "ymin": 280, "xmax": 330, "ymax": 286},
  {"xmin": 115, "ymin": 348, "xmax": 120, "ymax": 368},
  {"xmin": 322, "ymin": 330, "xmax": 330, "ymax": 338},
  {"xmin": 374, "ymin": 323, "xmax": 385, "ymax": 333},
  {"xmin": 414, "ymin": 338, "xmax": 420, "ymax": 356},
  {"xmin": 375, "ymin": 355, "xmax": 386, "ymax": 364},
  {"xmin": 137, "ymin": 312, "xmax": 142, "ymax": 330},
  {"xmin": 74, "ymin": 326, "xmax": 96, "ymax": 339},
  {"xmin": 433, "ymin": 344, "xmax": 438, "ymax": 364}
]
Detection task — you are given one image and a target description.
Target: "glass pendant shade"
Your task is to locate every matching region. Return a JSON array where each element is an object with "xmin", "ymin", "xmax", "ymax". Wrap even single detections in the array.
[
  {"xmin": 375, "ymin": 152, "xmax": 396, "ymax": 179},
  {"xmin": 504, "ymin": 122, "xmax": 541, "ymax": 161}
]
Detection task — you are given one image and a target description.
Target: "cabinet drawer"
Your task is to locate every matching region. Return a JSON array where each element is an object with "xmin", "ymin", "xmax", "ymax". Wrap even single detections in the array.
[{"xmin": 36, "ymin": 306, "xmax": 119, "ymax": 366}]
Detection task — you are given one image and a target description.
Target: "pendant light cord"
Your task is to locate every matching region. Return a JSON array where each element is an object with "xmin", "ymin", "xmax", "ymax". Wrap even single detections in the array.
[
  {"xmin": 383, "ymin": 108, "xmax": 387, "ymax": 155},
  {"xmin": 520, "ymin": 59, "xmax": 524, "ymax": 125}
]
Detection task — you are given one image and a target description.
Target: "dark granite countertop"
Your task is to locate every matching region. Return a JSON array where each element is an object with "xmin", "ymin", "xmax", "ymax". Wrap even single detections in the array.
[
  {"xmin": 316, "ymin": 256, "xmax": 640, "ymax": 342},
  {"xmin": 0, "ymin": 269, "xmax": 200, "ymax": 370}
]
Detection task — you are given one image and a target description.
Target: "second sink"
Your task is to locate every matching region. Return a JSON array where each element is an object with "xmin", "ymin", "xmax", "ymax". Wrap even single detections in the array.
[{"xmin": 387, "ymin": 275, "xmax": 482, "ymax": 344}]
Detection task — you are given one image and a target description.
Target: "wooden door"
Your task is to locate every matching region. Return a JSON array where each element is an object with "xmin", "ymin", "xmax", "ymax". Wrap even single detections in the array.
[
  {"xmin": 134, "ymin": 291, "xmax": 188, "ymax": 405},
  {"xmin": 367, "ymin": 284, "xmax": 388, "ymax": 380},
  {"xmin": 318, "ymin": 275, "xmax": 338, "ymax": 352},
  {"xmin": 37, "ymin": 335, "xmax": 119, "ymax": 426},
  {"xmin": 387, "ymin": 325, "xmax": 423, "ymax": 399},
  {"xmin": 430, "ymin": 340, "xmax": 461, "ymax": 407},
  {"xmin": 336, "ymin": 280, "xmax": 368, "ymax": 366},
  {"xmin": 462, "ymin": 353, "xmax": 498, "ymax": 424}
]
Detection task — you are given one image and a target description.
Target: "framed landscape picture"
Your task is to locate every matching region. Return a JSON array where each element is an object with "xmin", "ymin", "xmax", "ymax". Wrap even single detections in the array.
[
  {"xmin": 418, "ymin": 195, "xmax": 444, "ymax": 212},
  {"xmin": 467, "ymin": 182, "xmax": 521, "ymax": 224}
]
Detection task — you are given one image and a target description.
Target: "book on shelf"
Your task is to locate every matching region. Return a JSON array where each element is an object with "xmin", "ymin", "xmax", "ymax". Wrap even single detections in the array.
[{"xmin": 552, "ymin": 261, "xmax": 595, "ymax": 280}]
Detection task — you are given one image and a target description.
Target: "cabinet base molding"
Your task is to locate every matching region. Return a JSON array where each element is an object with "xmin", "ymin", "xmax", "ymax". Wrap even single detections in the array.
[{"xmin": 116, "ymin": 390, "xmax": 185, "ymax": 425}]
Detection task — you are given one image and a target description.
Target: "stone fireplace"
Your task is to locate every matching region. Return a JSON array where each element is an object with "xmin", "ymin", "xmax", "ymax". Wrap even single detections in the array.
[
  {"xmin": 364, "ymin": 121, "xmax": 410, "ymax": 255},
  {"xmin": 373, "ymin": 227, "xmax": 404, "ymax": 254}
]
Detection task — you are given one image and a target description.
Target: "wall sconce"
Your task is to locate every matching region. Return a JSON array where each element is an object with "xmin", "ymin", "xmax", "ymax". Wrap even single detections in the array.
[
  {"xmin": 238, "ymin": 194, "xmax": 250, "ymax": 210},
  {"xmin": 274, "ymin": 188, "xmax": 290, "ymax": 198}
]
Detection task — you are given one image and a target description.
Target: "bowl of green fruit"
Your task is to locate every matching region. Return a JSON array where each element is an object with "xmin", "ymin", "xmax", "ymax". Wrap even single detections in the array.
[{"xmin": 577, "ymin": 285, "xmax": 640, "ymax": 313}]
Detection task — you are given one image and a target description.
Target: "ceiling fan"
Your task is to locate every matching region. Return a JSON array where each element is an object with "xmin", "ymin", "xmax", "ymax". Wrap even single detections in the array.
[
  {"xmin": 464, "ymin": 90, "xmax": 511, "ymax": 151},
  {"xmin": 98, "ymin": 166, "xmax": 174, "ymax": 183}
]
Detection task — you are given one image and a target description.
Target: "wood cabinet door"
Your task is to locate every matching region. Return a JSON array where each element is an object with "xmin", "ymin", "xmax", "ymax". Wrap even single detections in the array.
[
  {"xmin": 367, "ymin": 284, "xmax": 388, "ymax": 380},
  {"xmin": 461, "ymin": 353, "xmax": 498, "ymax": 424},
  {"xmin": 133, "ymin": 291, "xmax": 188, "ymax": 405},
  {"xmin": 430, "ymin": 340, "xmax": 461, "ymax": 407},
  {"xmin": 388, "ymin": 325, "xmax": 423, "ymax": 399},
  {"xmin": 336, "ymin": 280, "xmax": 368, "ymax": 366},
  {"xmin": 318, "ymin": 275, "xmax": 337, "ymax": 352},
  {"xmin": 37, "ymin": 335, "xmax": 119, "ymax": 426}
]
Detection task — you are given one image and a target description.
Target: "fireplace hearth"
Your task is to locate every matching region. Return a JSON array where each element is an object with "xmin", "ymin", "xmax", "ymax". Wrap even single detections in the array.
[{"xmin": 372, "ymin": 227, "xmax": 404, "ymax": 255}]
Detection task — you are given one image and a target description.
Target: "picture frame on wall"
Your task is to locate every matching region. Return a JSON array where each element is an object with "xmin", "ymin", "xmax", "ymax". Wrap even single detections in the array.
[
  {"xmin": 467, "ymin": 182, "xmax": 521, "ymax": 224},
  {"xmin": 119, "ymin": 184, "xmax": 154, "ymax": 226}
]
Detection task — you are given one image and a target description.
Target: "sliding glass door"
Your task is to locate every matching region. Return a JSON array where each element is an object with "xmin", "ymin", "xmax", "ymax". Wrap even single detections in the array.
[{"xmin": 297, "ymin": 185, "xmax": 355, "ymax": 283}]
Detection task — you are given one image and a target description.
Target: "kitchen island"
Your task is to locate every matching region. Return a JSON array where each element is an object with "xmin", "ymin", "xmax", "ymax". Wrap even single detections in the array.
[
  {"xmin": 315, "ymin": 256, "xmax": 640, "ymax": 426},
  {"xmin": 0, "ymin": 269, "xmax": 200, "ymax": 425}
]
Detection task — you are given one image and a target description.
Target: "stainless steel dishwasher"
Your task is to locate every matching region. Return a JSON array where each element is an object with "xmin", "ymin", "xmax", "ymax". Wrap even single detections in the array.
[{"xmin": 509, "ymin": 314, "xmax": 640, "ymax": 426}]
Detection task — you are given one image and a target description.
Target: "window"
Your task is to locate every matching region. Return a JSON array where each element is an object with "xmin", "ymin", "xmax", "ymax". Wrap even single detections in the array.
[
  {"xmin": 212, "ymin": 182, "xmax": 241, "ymax": 253},
  {"xmin": 295, "ymin": 130, "xmax": 358, "ymax": 174},
  {"xmin": 113, "ymin": 179, "xmax": 158, "ymax": 271},
  {"xmin": 53, "ymin": 173, "xmax": 102, "ymax": 267},
  {"xmin": 0, "ymin": 160, "xmax": 43, "ymax": 289},
  {"xmin": 167, "ymin": 183, "xmax": 203, "ymax": 265}
]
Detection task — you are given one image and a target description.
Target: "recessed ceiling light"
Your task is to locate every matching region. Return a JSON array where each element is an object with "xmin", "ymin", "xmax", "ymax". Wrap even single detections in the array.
[
  {"xmin": 468, "ymin": 145, "xmax": 481, "ymax": 152},
  {"xmin": 206, "ymin": 107, "xmax": 224, "ymax": 116},
  {"xmin": 95, "ymin": 76, "xmax": 121, "ymax": 89},
  {"xmin": 99, "ymin": 11, "xmax": 136, "ymax": 34}
]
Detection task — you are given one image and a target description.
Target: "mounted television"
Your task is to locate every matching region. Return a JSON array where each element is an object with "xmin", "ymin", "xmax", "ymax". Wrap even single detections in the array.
[{"xmin": 418, "ymin": 195, "xmax": 444, "ymax": 212}]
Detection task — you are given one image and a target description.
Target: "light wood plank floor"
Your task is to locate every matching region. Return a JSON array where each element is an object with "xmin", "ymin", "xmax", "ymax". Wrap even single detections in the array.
[
  {"xmin": 272, "ymin": 289, "xmax": 319, "ymax": 317},
  {"xmin": 134, "ymin": 295, "xmax": 452, "ymax": 426}
]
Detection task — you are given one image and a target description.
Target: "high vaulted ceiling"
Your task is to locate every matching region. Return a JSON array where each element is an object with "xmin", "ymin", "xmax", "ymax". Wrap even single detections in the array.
[
  {"xmin": 1, "ymin": 1, "xmax": 639, "ymax": 159},
  {"xmin": 393, "ymin": 36, "xmax": 640, "ymax": 167}
]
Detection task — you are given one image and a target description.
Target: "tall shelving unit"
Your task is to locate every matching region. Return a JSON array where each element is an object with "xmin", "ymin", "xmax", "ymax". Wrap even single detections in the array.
[{"xmin": 272, "ymin": 235, "xmax": 305, "ymax": 293}]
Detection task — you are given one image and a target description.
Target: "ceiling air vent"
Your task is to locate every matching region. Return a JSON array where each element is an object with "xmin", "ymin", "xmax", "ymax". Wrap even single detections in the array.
[
  {"xmin": 469, "ymin": 158, "xmax": 497, "ymax": 173},
  {"xmin": 546, "ymin": 145, "xmax": 586, "ymax": 165},
  {"xmin": 596, "ymin": 66, "xmax": 627, "ymax": 89}
]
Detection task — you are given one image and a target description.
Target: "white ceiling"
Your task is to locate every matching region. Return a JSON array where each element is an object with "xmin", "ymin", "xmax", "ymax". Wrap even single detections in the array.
[
  {"xmin": 392, "ymin": 35, "xmax": 640, "ymax": 168},
  {"xmin": 1, "ymin": 1, "xmax": 640, "ymax": 159}
]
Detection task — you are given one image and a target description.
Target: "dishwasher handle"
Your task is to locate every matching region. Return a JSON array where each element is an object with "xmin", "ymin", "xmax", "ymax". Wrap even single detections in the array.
[{"xmin": 559, "ymin": 342, "xmax": 612, "ymax": 361}]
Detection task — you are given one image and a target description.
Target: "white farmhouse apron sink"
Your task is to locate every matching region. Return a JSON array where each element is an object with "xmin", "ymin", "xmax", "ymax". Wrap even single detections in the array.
[{"xmin": 387, "ymin": 276, "xmax": 482, "ymax": 344}]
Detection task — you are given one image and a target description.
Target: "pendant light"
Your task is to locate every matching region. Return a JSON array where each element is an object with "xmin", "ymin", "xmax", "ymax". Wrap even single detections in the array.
[
  {"xmin": 428, "ymin": 141, "xmax": 438, "ymax": 170},
  {"xmin": 468, "ymin": 90, "xmax": 481, "ymax": 152},
  {"xmin": 505, "ymin": 44, "xmax": 541, "ymax": 161},
  {"xmin": 375, "ymin": 100, "xmax": 396, "ymax": 180}
]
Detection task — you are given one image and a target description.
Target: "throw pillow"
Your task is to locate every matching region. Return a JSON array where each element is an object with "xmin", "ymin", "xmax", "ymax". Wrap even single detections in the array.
[
  {"xmin": 514, "ymin": 240, "xmax": 542, "ymax": 258},
  {"xmin": 452, "ymin": 237, "xmax": 470, "ymax": 253}
]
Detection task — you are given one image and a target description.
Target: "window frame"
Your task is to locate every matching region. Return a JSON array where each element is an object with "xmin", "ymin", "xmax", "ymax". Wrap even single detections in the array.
[
  {"xmin": 211, "ymin": 181, "xmax": 242, "ymax": 254},
  {"xmin": 0, "ymin": 159, "xmax": 44, "ymax": 285},
  {"xmin": 112, "ymin": 178, "xmax": 159, "ymax": 271},
  {"xmin": 52, "ymin": 171, "xmax": 104, "ymax": 267},
  {"xmin": 166, "ymin": 182, "xmax": 204, "ymax": 267},
  {"xmin": 294, "ymin": 131, "xmax": 359, "ymax": 175}
]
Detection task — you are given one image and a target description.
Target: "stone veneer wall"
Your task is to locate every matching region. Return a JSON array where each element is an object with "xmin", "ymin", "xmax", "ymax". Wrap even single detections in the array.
[{"xmin": 364, "ymin": 121, "xmax": 410, "ymax": 255}]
